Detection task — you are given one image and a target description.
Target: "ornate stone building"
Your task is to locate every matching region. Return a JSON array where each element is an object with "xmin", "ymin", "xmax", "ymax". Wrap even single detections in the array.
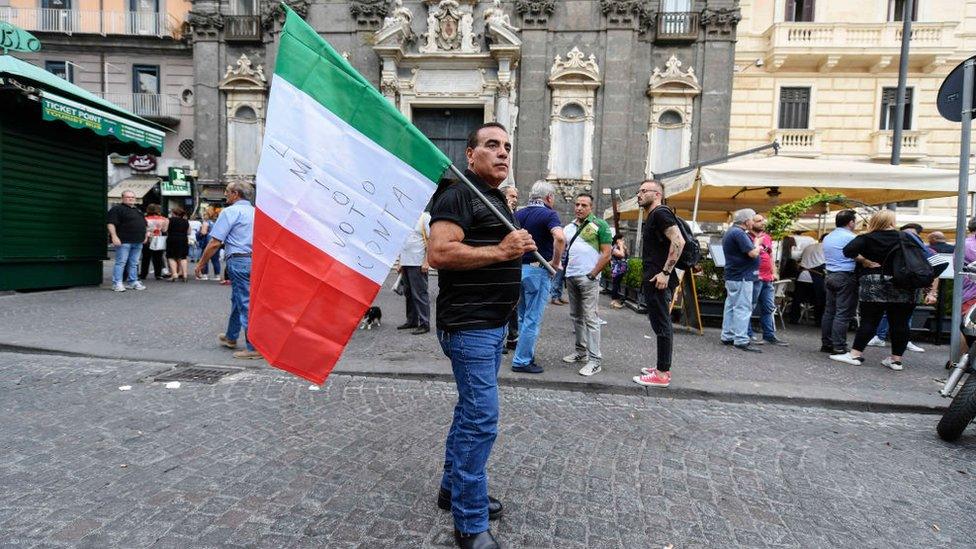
[{"xmin": 188, "ymin": 0, "xmax": 740, "ymax": 212}]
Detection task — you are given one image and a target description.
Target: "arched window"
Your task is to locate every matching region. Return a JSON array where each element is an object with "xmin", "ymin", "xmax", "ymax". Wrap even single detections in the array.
[
  {"xmin": 653, "ymin": 110, "xmax": 684, "ymax": 174},
  {"xmin": 547, "ymin": 47, "xmax": 601, "ymax": 183},
  {"xmin": 554, "ymin": 103, "xmax": 586, "ymax": 179},
  {"xmin": 229, "ymin": 105, "xmax": 261, "ymax": 175}
]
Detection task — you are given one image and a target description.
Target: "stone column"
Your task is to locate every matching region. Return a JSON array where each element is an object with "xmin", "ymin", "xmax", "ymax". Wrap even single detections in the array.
[
  {"xmin": 512, "ymin": 2, "xmax": 553, "ymax": 190},
  {"xmin": 189, "ymin": 3, "xmax": 223, "ymax": 185},
  {"xmin": 697, "ymin": 5, "xmax": 742, "ymax": 162}
]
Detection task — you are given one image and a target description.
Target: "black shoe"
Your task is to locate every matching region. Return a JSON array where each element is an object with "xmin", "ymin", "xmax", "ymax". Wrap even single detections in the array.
[
  {"xmin": 453, "ymin": 529, "xmax": 500, "ymax": 549},
  {"xmin": 512, "ymin": 362, "xmax": 544, "ymax": 374},
  {"xmin": 411, "ymin": 325, "xmax": 430, "ymax": 335},
  {"xmin": 505, "ymin": 339, "xmax": 518, "ymax": 350},
  {"xmin": 397, "ymin": 323, "xmax": 417, "ymax": 330},
  {"xmin": 721, "ymin": 339, "xmax": 733, "ymax": 346},
  {"xmin": 819, "ymin": 345, "xmax": 834, "ymax": 353},
  {"xmin": 437, "ymin": 488, "xmax": 503, "ymax": 520},
  {"xmin": 764, "ymin": 337, "xmax": 789, "ymax": 346},
  {"xmin": 734, "ymin": 343, "xmax": 762, "ymax": 353}
]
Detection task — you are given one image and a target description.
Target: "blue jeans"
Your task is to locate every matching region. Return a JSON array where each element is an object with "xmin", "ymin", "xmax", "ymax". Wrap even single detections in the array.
[
  {"xmin": 437, "ymin": 326, "xmax": 504, "ymax": 535},
  {"xmin": 748, "ymin": 280, "xmax": 776, "ymax": 340},
  {"xmin": 876, "ymin": 315, "xmax": 889, "ymax": 340},
  {"xmin": 721, "ymin": 280, "xmax": 754, "ymax": 346},
  {"xmin": 549, "ymin": 267, "xmax": 565, "ymax": 300},
  {"xmin": 225, "ymin": 256, "xmax": 255, "ymax": 351},
  {"xmin": 513, "ymin": 265, "xmax": 552, "ymax": 367},
  {"xmin": 112, "ymin": 242, "xmax": 142, "ymax": 285}
]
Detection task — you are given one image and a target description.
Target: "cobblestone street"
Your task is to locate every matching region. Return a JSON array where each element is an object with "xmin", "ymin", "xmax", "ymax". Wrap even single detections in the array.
[{"xmin": 2, "ymin": 350, "xmax": 975, "ymax": 548}]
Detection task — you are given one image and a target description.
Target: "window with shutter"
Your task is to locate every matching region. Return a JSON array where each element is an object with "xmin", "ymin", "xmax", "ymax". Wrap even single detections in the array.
[
  {"xmin": 778, "ymin": 87, "xmax": 811, "ymax": 129},
  {"xmin": 879, "ymin": 87, "xmax": 913, "ymax": 130},
  {"xmin": 888, "ymin": 0, "xmax": 918, "ymax": 22}
]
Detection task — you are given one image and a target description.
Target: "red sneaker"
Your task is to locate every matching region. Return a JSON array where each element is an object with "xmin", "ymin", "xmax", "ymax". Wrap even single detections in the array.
[{"xmin": 633, "ymin": 369, "xmax": 670, "ymax": 388}]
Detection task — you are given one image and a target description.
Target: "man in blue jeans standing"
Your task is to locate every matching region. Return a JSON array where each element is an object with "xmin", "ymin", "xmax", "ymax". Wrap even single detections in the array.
[
  {"xmin": 511, "ymin": 180, "xmax": 565, "ymax": 373},
  {"xmin": 195, "ymin": 181, "xmax": 262, "ymax": 360},
  {"xmin": 747, "ymin": 214, "xmax": 788, "ymax": 346},
  {"xmin": 428, "ymin": 122, "xmax": 536, "ymax": 549},
  {"xmin": 721, "ymin": 208, "xmax": 763, "ymax": 352},
  {"xmin": 107, "ymin": 190, "xmax": 148, "ymax": 292}
]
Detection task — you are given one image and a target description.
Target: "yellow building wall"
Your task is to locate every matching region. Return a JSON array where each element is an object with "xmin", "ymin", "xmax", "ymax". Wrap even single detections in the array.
[{"xmin": 731, "ymin": 0, "xmax": 976, "ymax": 216}]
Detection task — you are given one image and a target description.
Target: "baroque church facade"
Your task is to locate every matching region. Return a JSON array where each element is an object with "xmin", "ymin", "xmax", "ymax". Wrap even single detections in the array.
[{"xmin": 188, "ymin": 0, "xmax": 741, "ymax": 212}]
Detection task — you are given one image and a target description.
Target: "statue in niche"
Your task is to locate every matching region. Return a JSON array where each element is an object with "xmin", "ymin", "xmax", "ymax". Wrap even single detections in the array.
[{"xmin": 484, "ymin": 0, "xmax": 519, "ymax": 33}]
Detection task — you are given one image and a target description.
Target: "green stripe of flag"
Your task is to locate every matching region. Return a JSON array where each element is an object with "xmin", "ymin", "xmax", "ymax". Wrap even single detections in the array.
[{"xmin": 275, "ymin": 6, "xmax": 451, "ymax": 184}]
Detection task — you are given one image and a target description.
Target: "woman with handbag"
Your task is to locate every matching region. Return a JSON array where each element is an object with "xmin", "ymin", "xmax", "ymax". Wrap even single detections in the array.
[
  {"xmin": 165, "ymin": 207, "xmax": 191, "ymax": 282},
  {"xmin": 609, "ymin": 235, "xmax": 629, "ymax": 309},
  {"xmin": 140, "ymin": 204, "xmax": 169, "ymax": 280}
]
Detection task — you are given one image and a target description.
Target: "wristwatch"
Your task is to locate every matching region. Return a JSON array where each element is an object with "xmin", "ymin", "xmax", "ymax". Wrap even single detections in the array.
[
  {"xmin": 662, "ymin": 270, "xmax": 672, "ymax": 276},
  {"xmin": 586, "ymin": 273, "xmax": 596, "ymax": 281}
]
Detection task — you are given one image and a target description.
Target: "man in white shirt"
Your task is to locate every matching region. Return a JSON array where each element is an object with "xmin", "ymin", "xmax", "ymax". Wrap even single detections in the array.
[
  {"xmin": 398, "ymin": 211, "xmax": 432, "ymax": 335},
  {"xmin": 789, "ymin": 236, "xmax": 825, "ymax": 325}
]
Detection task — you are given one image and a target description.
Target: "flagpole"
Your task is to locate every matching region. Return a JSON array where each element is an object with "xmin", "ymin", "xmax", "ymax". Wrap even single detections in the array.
[{"xmin": 449, "ymin": 165, "xmax": 556, "ymax": 275}]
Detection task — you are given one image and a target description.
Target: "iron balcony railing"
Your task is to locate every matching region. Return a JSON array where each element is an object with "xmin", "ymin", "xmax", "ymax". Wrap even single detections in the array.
[
  {"xmin": 96, "ymin": 92, "xmax": 183, "ymax": 120},
  {"xmin": 223, "ymin": 15, "xmax": 262, "ymax": 42},
  {"xmin": 656, "ymin": 11, "xmax": 699, "ymax": 41},
  {"xmin": 0, "ymin": 7, "xmax": 183, "ymax": 38}
]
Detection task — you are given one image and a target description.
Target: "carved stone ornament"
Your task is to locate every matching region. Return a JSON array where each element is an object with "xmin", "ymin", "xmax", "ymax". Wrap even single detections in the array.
[
  {"xmin": 376, "ymin": 0, "xmax": 415, "ymax": 45},
  {"xmin": 222, "ymin": 54, "xmax": 267, "ymax": 86},
  {"xmin": 187, "ymin": 11, "xmax": 223, "ymax": 31},
  {"xmin": 700, "ymin": 7, "xmax": 742, "ymax": 36},
  {"xmin": 420, "ymin": 0, "xmax": 478, "ymax": 53},
  {"xmin": 260, "ymin": 0, "xmax": 310, "ymax": 30},
  {"xmin": 350, "ymin": 0, "xmax": 389, "ymax": 28},
  {"xmin": 549, "ymin": 47, "xmax": 601, "ymax": 84},
  {"xmin": 514, "ymin": 0, "xmax": 554, "ymax": 26},
  {"xmin": 599, "ymin": 0, "xmax": 650, "ymax": 28},
  {"xmin": 484, "ymin": 0, "xmax": 521, "ymax": 47},
  {"xmin": 649, "ymin": 54, "xmax": 698, "ymax": 90}
]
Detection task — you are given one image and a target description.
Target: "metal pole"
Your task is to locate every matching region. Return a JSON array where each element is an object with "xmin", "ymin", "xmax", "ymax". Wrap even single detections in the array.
[
  {"xmin": 949, "ymin": 58, "xmax": 973, "ymax": 365},
  {"xmin": 891, "ymin": 0, "xmax": 914, "ymax": 165},
  {"xmin": 691, "ymin": 174, "xmax": 702, "ymax": 223},
  {"xmin": 448, "ymin": 165, "xmax": 556, "ymax": 275}
]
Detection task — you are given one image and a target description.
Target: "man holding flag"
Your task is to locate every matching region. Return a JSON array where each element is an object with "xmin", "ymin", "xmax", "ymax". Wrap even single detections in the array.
[{"xmin": 428, "ymin": 122, "xmax": 536, "ymax": 549}]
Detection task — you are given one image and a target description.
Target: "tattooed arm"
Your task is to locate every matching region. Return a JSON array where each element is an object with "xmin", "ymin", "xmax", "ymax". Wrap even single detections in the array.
[{"xmin": 651, "ymin": 224, "xmax": 685, "ymax": 290}]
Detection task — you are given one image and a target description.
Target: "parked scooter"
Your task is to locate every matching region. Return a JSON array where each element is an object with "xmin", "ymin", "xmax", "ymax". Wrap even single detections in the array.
[{"xmin": 937, "ymin": 261, "xmax": 976, "ymax": 441}]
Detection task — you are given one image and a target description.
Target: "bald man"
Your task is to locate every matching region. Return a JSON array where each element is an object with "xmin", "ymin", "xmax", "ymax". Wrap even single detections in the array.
[{"xmin": 928, "ymin": 231, "xmax": 954, "ymax": 254}]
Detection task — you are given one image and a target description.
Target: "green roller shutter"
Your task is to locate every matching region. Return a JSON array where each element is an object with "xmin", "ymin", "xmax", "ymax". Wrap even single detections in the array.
[{"xmin": 0, "ymin": 103, "xmax": 107, "ymax": 290}]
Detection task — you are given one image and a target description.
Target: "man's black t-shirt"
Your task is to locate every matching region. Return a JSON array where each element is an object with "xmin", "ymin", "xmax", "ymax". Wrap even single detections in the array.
[
  {"xmin": 429, "ymin": 169, "xmax": 521, "ymax": 332},
  {"xmin": 641, "ymin": 205, "xmax": 678, "ymax": 281},
  {"xmin": 107, "ymin": 203, "xmax": 148, "ymax": 244}
]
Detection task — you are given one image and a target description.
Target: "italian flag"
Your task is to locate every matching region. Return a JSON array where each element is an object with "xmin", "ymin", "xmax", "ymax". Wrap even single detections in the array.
[{"xmin": 250, "ymin": 6, "xmax": 450, "ymax": 384}]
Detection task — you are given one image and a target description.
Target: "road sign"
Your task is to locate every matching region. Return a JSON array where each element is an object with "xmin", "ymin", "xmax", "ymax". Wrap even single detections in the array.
[
  {"xmin": 937, "ymin": 56, "xmax": 976, "ymax": 122},
  {"xmin": 0, "ymin": 22, "xmax": 41, "ymax": 54}
]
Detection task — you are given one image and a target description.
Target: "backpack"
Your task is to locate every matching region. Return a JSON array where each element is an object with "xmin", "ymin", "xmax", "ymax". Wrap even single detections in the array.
[
  {"xmin": 674, "ymin": 215, "xmax": 701, "ymax": 270},
  {"xmin": 884, "ymin": 232, "xmax": 936, "ymax": 290}
]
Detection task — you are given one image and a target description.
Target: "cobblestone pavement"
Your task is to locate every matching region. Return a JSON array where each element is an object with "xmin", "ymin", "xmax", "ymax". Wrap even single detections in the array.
[
  {"xmin": 0, "ymin": 264, "xmax": 954, "ymax": 410},
  {"xmin": 2, "ymin": 351, "xmax": 975, "ymax": 548}
]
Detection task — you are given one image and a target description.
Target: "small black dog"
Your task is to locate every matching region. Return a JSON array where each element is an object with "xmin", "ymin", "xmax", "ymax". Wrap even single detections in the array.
[{"xmin": 359, "ymin": 306, "xmax": 382, "ymax": 330}]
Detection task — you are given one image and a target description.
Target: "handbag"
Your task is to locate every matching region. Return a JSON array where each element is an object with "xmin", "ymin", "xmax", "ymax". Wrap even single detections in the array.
[{"xmin": 149, "ymin": 235, "xmax": 167, "ymax": 251}]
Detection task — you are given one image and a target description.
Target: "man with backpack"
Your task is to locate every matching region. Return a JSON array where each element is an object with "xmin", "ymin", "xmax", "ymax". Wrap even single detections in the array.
[{"xmin": 632, "ymin": 179, "xmax": 686, "ymax": 388}]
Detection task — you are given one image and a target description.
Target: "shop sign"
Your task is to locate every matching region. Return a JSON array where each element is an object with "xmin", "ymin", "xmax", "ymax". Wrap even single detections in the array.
[
  {"xmin": 128, "ymin": 154, "xmax": 156, "ymax": 172},
  {"xmin": 0, "ymin": 22, "xmax": 41, "ymax": 54},
  {"xmin": 40, "ymin": 91, "xmax": 164, "ymax": 153},
  {"xmin": 162, "ymin": 167, "xmax": 192, "ymax": 196}
]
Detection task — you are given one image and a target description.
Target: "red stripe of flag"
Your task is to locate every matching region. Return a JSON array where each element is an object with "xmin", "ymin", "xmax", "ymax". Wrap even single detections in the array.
[{"xmin": 248, "ymin": 209, "xmax": 380, "ymax": 384}]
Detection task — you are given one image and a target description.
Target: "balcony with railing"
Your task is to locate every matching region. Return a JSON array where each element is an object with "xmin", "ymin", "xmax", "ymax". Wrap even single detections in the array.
[
  {"xmin": 223, "ymin": 15, "xmax": 262, "ymax": 42},
  {"xmin": 769, "ymin": 129, "xmax": 822, "ymax": 157},
  {"xmin": 655, "ymin": 12, "xmax": 699, "ymax": 41},
  {"xmin": 0, "ymin": 7, "xmax": 183, "ymax": 38},
  {"xmin": 870, "ymin": 130, "xmax": 928, "ymax": 160},
  {"xmin": 96, "ymin": 92, "xmax": 183, "ymax": 125},
  {"xmin": 763, "ymin": 21, "xmax": 958, "ymax": 72}
]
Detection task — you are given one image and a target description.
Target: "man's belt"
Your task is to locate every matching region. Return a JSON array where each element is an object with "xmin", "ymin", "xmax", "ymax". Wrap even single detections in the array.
[{"xmin": 227, "ymin": 252, "xmax": 252, "ymax": 259}]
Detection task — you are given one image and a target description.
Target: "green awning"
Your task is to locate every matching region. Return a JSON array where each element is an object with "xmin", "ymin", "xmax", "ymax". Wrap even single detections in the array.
[
  {"xmin": 41, "ymin": 91, "xmax": 164, "ymax": 154},
  {"xmin": 0, "ymin": 54, "xmax": 167, "ymax": 153}
]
